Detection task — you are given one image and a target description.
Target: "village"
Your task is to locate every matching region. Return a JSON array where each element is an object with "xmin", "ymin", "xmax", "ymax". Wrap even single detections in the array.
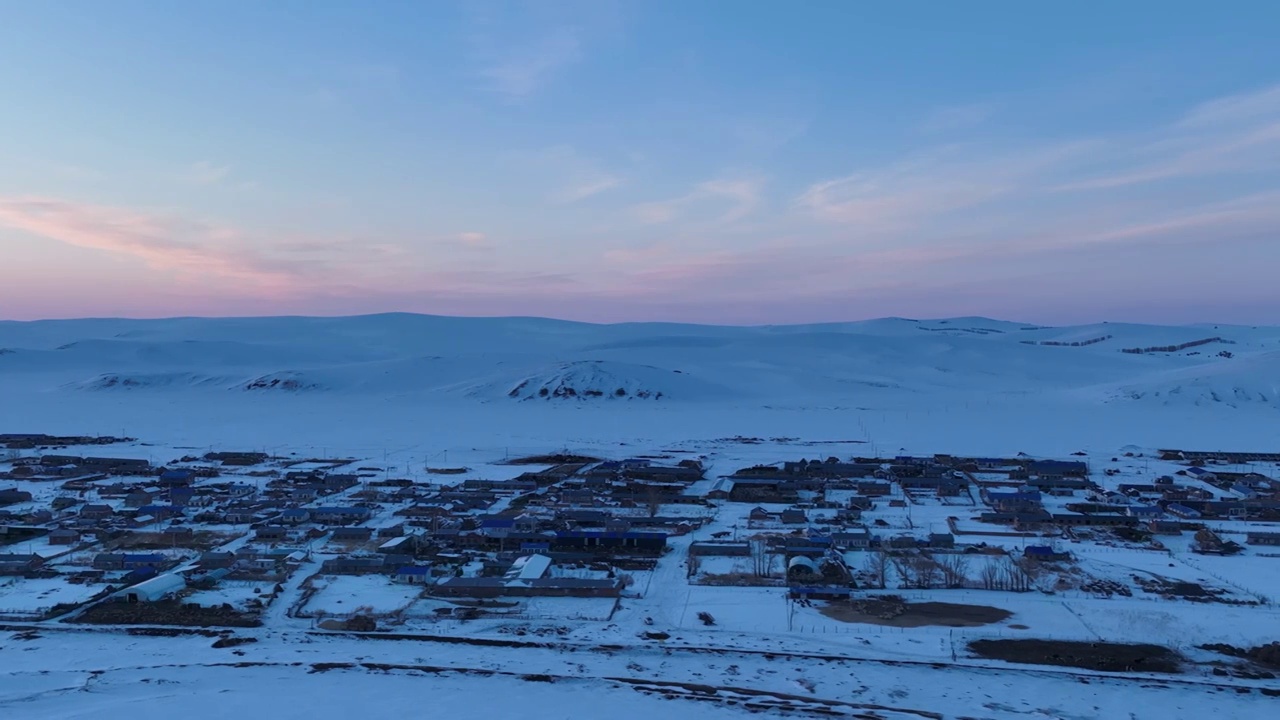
[{"xmin": 2, "ymin": 431, "xmax": 1280, "ymax": 683}]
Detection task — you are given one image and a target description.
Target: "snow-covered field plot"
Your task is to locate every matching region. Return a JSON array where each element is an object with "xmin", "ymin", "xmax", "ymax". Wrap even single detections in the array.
[
  {"xmin": 519, "ymin": 596, "xmax": 618, "ymax": 621},
  {"xmin": 674, "ymin": 586, "xmax": 789, "ymax": 632},
  {"xmin": 1072, "ymin": 546, "xmax": 1263, "ymax": 601},
  {"xmin": 184, "ymin": 581, "xmax": 277, "ymax": 611},
  {"xmin": 302, "ymin": 575, "xmax": 423, "ymax": 616},
  {"xmin": 0, "ymin": 577, "xmax": 100, "ymax": 617},
  {"xmin": 1174, "ymin": 552, "xmax": 1280, "ymax": 602}
]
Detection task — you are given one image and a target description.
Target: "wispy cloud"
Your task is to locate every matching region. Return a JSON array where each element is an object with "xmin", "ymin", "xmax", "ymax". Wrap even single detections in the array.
[
  {"xmin": 458, "ymin": 231, "xmax": 488, "ymax": 246},
  {"xmin": 794, "ymin": 142, "xmax": 1091, "ymax": 231},
  {"xmin": 0, "ymin": 196, "xmax": 300, "ymax": 290},
  {"xmin": 796, "ymin": 83, "xmax": 1280, "ymax": 243},
  {"xmin": 1055, "ymin": 84, "xmax": 1280, "ymax": 190},
  {"xmin": 515, "ymin": 145, "xmax": 622, "ymax": 203},
  {"xmin": 480, "ymin": 28, "xmax": 582, "ymax": 100},
  {"xmin": 635, "ymin": 174, "xmax": 765, "ymax": 225}
]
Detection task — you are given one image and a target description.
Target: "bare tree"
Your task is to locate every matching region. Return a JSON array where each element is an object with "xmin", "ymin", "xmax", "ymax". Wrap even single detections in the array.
[
  {"xmin": 937, "ymin": 553, "xmax": 971, "ymax": 588},
  {"xmin": 980, "ymin": 556, "xmax": 1003, "ymax": 590},
  {"xmin": 913, "ymin": 555, "xmax": 942, "ymax": 589},
  {"xmin": 863, "ymin": 550, "xmax": 890, "ymax": 589},
  {"xmin": 996, "ymin": 556, "xmax": 1032, "ymax": 592},
  {"xmin": 645, "ymin": 485, "xmax": 663, "ymax": 518},
  {"xmin": 751, "ymin": 540, "xmax": 775, "ymax": 578},
  {"xmin": 890, "ymin": 555, "xmax": 917, "ymax": 588}
]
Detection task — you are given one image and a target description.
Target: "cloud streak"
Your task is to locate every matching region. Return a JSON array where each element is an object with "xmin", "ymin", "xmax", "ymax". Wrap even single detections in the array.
[
  {"xmin": 0, "ymin": 196, "xmax": 301, "ymax": 290},
  {"xmin": 635, "ymin": 174, "xmax": 764, "ymax": 225}
]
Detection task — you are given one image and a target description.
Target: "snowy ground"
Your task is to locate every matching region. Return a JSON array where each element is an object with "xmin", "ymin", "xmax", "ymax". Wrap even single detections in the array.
[
  {"xmin": 1, "ymin": 622, "xmax": 1275, "ymax": 720},
  {"xmin": 0, "ymin": 577, "xmax": 100, "ymax": 617},
  {"xmin": 184, "ymin": 581, "xmax": 278, "ymax": 612}
]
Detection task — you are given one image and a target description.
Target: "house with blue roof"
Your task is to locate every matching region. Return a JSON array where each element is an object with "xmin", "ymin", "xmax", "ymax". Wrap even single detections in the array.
[
  {"xmin": 393, "ymin": 565, "xmax": 433, "ymax": 584},
  {"xmin": 311, "ymin": 506, "xmax": 372, "ymax": 524}
]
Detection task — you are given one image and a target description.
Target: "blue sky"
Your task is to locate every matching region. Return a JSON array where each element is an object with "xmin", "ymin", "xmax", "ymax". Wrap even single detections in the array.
[{"xmin": 1, "ymin": 1, "xmax": 1278, "ymax": 324}]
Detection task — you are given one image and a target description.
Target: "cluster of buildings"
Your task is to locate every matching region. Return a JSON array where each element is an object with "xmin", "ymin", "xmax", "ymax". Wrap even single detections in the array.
[{"xmin": 4, "ymin": 439, "xmax": 1280, "ymax": 619}]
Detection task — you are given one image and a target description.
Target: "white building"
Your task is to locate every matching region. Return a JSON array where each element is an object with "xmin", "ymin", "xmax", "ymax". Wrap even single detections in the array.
[{"xmin": 115, "ymin": 573, "xmax": 186, "ymax": 602}]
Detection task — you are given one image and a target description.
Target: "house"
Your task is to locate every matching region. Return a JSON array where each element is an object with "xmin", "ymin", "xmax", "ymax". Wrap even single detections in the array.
[
  {"xmin": 689, "ymin": 541, "xmax": 752, "ymax": 557},
  {"xmin": 552, "ymin": 530, "xmax": 666, "ymax": 554},
  {"xmin": 393, "ymin": 565, "xmax": 433, "ymax": 584},
  {"xmin": 1166, "ymin": 503, "xmax": 1202, "ymax": 519},
  {"xmin": 322, "ymin": 474, "xmax": 359, "ymax": 493},
  {"xmin": 830, "ymin": 528, "xmax": 872, "ymax": 550},
  {"xmin": 136, "ymin": 505, "xmax": 184, "ymax": 520},
  {"xmin": 48, "ymin": 528, "xmax": 82, "ymax": 545},
  {"xmin": 705, "ymin": 478, "xmax": 735, "ymax": 500},
  {"xmin": 780, "ymin": 508, "xmax": 808, "ymax": 525},
  {"xmin": 377, "ymin": 535, "xmax": 414, "ymax": 554},
  {"xmin": 84, "ymin": 457, "xmax": 151, "ymax": 474},
  {"xmin": 168, "ymin": 487, "xmax": 195, "ymax": 506},
  {"xmin": 311, "ymin": 506, "xmax": 372, "ymax": 525},
  {"xmin": 0, "ymin": 488, "xmax": 33, "ymax": 506},
  {"xmin": 125, "ymin": 490, "xmax": 159, "ymax": 508},
  {"xmin": 928, "ymin": 532, "xmax": 956, "ymax": 549},
  {"xmin": 160, "ymin": 526, "xmax": 194, "ymax": 543},
  {"xmin": 503, "ymin": 554, "xmax": 552, "ymax": 584},
  {"xmin": 1232, "ymin": 483, "xmax": 1260, "ymax": 499},
  {"xmin": 280, "ymin": 508, "xmax": 312, "ymax": 525},
  {"xmin": 80, "ymin": 504, "xmax": 115, "ymax": 520},
  {"xmin": 1247, "ymin": 531, "xmax": 1280, "ymax": 546},
  {"xmin": 199, "ymin": 551, "xmax": 237, "ymax": 569},
  {"xmin": 985, "ymin": 489, "xmax": 1042, "ymax": 513},
  {"xmin": 1127, "ymin": 505, "xmax": 1163, "ymax": 519},
  {"xmin": 256, "ymin": 526, "xmax": 289, "ymax": 541},
  {"xmin": 1024, "ymin": 476, "xmax": 1090, "ymax": 495},
  {"xmin": 93, "ymin": 552, "xmax": 168, "ymax": 571},
  {"xmin": 0, "ymin": 553, "xmax": 44, "ymax": 575},
  {"xmin": 1023, "ymin": 545, "xmax": 1071, "ymax": 561},
  {"xmin": 159, "ymin": 469, "xmax": 194, "ymax": 486},
  {"xmin": 1187, "ymin": 467, "xmax": 1216, "ymax": 482},
  {"xmin": 898, "ymin": 475, "xmax": 966, "ymax": 496},
  {"xmin": 1148, "ymin": 520, "xmax": 1183, "ymax": 535},
  {"xmin": 856, "ymin": 481, "xmax": 892, "ymax": 497},
  {"xmin": 1027, "ymin": 460, "xmax": 1088, "ymax": 478},
  {"xmin": 321, "ymin": 556, "xmax": 386, "ymax": 574},
  {"xmin": 331, "ymin": 527, "xmax": 374, "ymax": 542}
]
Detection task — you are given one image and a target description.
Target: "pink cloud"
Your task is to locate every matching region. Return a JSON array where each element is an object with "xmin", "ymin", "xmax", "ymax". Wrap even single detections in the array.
[{"xmin": 0, "ymin": 196, "xmax": 303, "ymax": 292}]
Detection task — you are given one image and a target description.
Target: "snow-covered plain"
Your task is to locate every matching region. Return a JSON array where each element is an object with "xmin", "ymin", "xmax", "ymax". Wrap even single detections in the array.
[{"xmin": 3, "ymin": 313, "xmax": 1280, "ymax": 719}]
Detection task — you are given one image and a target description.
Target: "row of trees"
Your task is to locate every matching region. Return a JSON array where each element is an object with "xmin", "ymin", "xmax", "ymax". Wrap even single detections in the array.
[
  {"xmin": 861, "ymin": 550, "xmax": 1037, "ymax": 591},
  {"xmin": 1120, "ymin": 337, "xmax": 1222, "ymax": 354}
]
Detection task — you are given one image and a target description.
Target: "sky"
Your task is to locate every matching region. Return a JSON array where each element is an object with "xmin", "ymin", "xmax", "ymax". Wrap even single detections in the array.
[{"xmin": 1, "ymin": 0, "xmax": 1279, "ymax": 326}]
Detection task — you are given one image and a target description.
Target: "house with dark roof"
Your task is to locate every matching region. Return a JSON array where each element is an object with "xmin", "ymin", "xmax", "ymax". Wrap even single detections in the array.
[
  {"xmin": 1024, "ymin": 545, "xmax": 1071, "ymax": 561},
  {"xmin": 1247, "ymin": 531, "xmax": 1280, "ymax": 546}
]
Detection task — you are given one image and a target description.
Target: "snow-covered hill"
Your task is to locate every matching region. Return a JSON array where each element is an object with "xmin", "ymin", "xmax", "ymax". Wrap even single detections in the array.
[{"xmin": 0, "ymin": 314, "xmax": 1277, "ymax": 413}]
